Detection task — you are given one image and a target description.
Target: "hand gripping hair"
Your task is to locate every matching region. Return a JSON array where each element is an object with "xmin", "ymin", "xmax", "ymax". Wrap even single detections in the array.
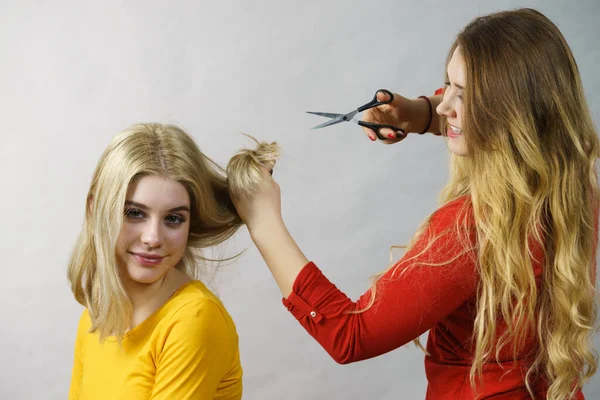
[{"xmin": 226, "ymin": 134, "xmax": 281, "ymax": 198}]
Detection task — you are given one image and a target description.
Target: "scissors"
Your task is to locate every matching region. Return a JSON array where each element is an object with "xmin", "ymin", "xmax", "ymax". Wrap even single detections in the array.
[{"xmin": 306, "ymin": 89, "xmax": 406, "ymax": 140}]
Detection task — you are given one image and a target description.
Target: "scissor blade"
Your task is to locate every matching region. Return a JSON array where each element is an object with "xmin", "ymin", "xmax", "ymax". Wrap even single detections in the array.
[
  {"xmin": 310, "ymin": 118, "xmax": 344, "ymax": 130},
  {"xmin": 306, "ymin": 111, "xmax": 343, "ymax": 119}
]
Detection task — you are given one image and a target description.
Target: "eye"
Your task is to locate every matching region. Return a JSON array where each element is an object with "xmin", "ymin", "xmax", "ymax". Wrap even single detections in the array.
[
  {"xmin": 165, "ymin": 214, "xmax": 186, "ymax": 225},
  {"xmin": 125, "ymin": 208, "xmax": 145, "ymax": 219}
]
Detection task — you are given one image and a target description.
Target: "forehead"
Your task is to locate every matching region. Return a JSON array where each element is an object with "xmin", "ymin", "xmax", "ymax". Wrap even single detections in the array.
[
  {"xmin": 126, "ymin": 175, "xmax": 190, "ymax": 208},
  {"xmin": 447, "ymin": 47, "xmax": 466, "ymax": 84}
]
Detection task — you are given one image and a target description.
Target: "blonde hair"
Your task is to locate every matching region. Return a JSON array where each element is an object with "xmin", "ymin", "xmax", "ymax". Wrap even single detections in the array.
[
  {"xmin": 227, "ymin": 134, "xmax": 281, "ymax": 197},
  {"xmin": 367, "ymin": 8, "xmax": 599, "ymax": 399},
  {"xmin": 68, "ymin": 123, "xmax": 279, "ymax": 340}
]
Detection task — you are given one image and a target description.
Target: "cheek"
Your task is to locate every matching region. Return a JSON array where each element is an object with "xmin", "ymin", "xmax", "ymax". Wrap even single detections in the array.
[
  {"xmin": 116, "ymin": 224, "xmax": 137, "ymax": 249},
  {"xmin": 166, "ymin": 226, "xmax": 190, "ymax": 254},
  {"xmin": 115, "ymin": 225, "xmax": 137, "ymax": 265}
]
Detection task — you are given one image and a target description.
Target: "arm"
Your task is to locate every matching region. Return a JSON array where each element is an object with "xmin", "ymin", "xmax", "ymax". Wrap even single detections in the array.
[
  {"xmin": 248, "ymin": 195, "xmax": 478, "ymax": 363},
  {"xmin": 361, "ymin": 91, "xmax": 444, "ymax": 142},
  {"xmin": 411, "ymin": 94, "xmax": 443, "ymax": 134},
  {"xmin": 250, "ymin": 217, "xmax": 308, "ymax": 298},
  {"xmin": 149, "ymin": 300, "xmax": 239, "ymax": 400}
]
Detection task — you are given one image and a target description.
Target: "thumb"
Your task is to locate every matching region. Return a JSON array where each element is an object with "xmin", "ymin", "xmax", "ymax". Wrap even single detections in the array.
[
  {"xmin": 376, "ymin": 90, "xmax": 392, "ymax": 103},
  {"xmin": 260, "ymin": 160, "xmax": 275, "ymax": 177}
]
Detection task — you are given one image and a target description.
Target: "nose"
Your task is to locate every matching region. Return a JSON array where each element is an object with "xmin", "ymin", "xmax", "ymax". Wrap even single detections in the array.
[
  {"xmin": 141, "ymin": 220, "xmax": 163, "ymax": 248},
  {"xmin": 436, "ymin": 93, "xmax": 457, "ymax": 119}
]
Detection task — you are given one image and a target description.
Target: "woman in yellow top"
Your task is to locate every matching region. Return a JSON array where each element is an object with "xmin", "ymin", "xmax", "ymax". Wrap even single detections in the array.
[{"xmin": 67, "ymin": 123, "xmax": 277, "ymax": 399}]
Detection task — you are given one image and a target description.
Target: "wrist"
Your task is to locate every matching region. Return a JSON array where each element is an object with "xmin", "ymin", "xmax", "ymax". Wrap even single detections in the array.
[
  {"xmin": 406, "ymin": 98, "xmax": 429, "ymax": 134},
  {"xmin": 418, "ymin": 96, "xmax": 433, "ymax": 134},
  {"xmin": 410, "ymin": 96, "xmax": 433, "ymax": 135},
  {"xmin": 248, "ymin": 215, "xmax": 287, "ymax": 243}
]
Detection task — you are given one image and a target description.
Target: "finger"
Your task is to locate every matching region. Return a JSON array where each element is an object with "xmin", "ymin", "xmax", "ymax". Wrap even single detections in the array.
[
  {"xmin": 395, "ymin": 130, "xmax": 407, "ymax": 140},
  {"xmin": 269, "ymin": 160, "xmax": 276, "ymax": 176},
  {"xmin": 260, "ymin": 160, "xmax": 275, "ymax": 174},
  {"xmin": 376, "ymin": 90, "xmax": 392, "ymax": 103},
  {"xmin": 381, "ymin": 132, "xmax": 407, "ymax": 145},
  {"xmin": 378, "ymin": 127, "xmax": 398, "ymax": 141},
  {"xmin": 262, "ymin": 160, "xmax": 276, "ymax": 170},
  {"xmin": 361, "ymin": 126, "xmax": 378, "ymax": 142},
  {"xmin": 264, "ymin": 166, "xmax": 274, "ymax": 178},
  {"xmin": 257, "ymin": 162, "xmax": 275, "ymax": 180}
]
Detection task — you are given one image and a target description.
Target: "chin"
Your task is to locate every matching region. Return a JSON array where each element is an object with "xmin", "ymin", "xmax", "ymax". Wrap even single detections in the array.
[
  {"xmin": 125, "ymin": 264, "xmax": 168, "ymax": 285},
  {"xmin": 448, "ymin": 137, "xmax": 468, "ymax": 156}
]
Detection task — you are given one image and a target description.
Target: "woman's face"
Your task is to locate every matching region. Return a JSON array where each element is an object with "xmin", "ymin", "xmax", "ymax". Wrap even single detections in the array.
[
  {"xmin": 116, "ymin": 175, "xmax": 191, "ymax": 286},
  {"xmin": 436, "ymin": 47, "xmax": 468, "ymax": 156}
]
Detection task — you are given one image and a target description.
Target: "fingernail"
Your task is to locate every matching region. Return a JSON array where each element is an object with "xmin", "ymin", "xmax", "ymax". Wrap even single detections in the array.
[
  {"xmin": 370, "ymin": 135, "xmax": 376, "ymax": 141},
  {"xmin": 387, "ymin": 133, "xmax": 395, "ymax": 139}
]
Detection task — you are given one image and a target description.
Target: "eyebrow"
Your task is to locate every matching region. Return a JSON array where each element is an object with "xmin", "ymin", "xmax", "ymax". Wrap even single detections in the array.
[{"xmin": 125, "ymin": 201, "xmax": 190, "ymax": 213}]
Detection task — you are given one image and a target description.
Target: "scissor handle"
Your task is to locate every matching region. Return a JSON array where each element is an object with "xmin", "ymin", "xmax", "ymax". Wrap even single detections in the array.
[
  {"xmin": 358, "ymin": 121, "xmax": 406, "ymax": 141},
  {"xmin": 357, "ymin": 89, "xmax": 394, "ymax": 112}
]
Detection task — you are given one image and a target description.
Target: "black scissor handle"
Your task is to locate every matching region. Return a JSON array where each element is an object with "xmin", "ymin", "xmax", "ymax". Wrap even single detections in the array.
[
  {"xmin": 357, "ymin": 89, "xmax": 394, "ymax": 112},
  {"xmin": 358, "ymin": 121, "xmax": 406, "ymax": 141}
]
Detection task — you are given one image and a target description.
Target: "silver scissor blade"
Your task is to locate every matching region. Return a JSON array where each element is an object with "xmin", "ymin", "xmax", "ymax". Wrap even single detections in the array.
[
  {"xmin": 310, "ymin": 118, "xmax": 344, "ymax": 130},
  {"xmin": 306, "ymin": 111, "xmax": 344, "ymax": 119},
  {"xmin": 343, "ymin": 109, "xmax": 359, "ymax": 120}
]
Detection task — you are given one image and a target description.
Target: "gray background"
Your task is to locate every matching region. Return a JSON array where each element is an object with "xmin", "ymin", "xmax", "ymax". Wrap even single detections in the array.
[{"xmin": 1, "ymin": 0, "xmax": 598, "ymax": 398}]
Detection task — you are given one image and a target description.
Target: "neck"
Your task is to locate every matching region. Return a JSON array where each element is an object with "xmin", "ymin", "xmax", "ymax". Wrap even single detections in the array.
[
  {"xmin": 125, "ymin": 271, "xmax": 171, "ymax": 310},
  {"xmin": 124, "ymin": 268, "xmax": 192, "ymax": 330}
]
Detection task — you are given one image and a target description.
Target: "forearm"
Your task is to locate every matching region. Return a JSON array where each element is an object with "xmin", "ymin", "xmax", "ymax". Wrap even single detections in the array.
[
  {"xmin": 279, "ymin": 201, "xmax": 479, "ymax": 365},
  {"xmin": 409, "ymin": 95, "xmax": 442, "ymax": 134},
  {"xmin": 249, "ymin": 217, "xmax": 309, "ymax": 297}
]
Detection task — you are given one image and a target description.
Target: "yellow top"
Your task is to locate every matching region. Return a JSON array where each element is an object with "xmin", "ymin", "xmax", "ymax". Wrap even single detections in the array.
[{"xmin": 68, "ymin": 281, "xmax": 242, "ymax": 400}]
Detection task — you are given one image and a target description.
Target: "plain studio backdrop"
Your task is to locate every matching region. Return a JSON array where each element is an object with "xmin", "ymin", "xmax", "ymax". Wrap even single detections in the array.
[{"xmin": 1, "ymin": 0, "xmax": 598, "ymax": 399}]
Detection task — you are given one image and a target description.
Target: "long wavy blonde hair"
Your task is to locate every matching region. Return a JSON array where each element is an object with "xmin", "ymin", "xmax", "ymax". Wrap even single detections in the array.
[
  {"xmin": 68, "ymin": 123, "xmax": 279, "ymax": 340},
  {"xmin": 366, "ymin": 8, "xmax": 599, "ymax": 399}
]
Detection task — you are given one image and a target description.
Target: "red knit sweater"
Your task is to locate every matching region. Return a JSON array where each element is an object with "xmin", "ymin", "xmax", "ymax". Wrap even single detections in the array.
[{"xmin": 282, "ymin": 196, "xmax": 586, "ymax": 399}]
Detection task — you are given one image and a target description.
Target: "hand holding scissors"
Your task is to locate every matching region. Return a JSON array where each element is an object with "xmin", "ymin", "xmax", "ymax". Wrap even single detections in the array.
[{"xmin": 307, "ymin": 89, "xmax": 407, "ymax": 141}]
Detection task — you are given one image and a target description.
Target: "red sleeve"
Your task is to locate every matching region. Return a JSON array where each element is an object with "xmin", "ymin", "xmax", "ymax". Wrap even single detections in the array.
[
  {"xmin": 431, "ymin": 87, "xmax": 445, "ymax": 136},
  {"xmin": 282, "ymin": 197, "xmax": 479, "ymax": 364}
]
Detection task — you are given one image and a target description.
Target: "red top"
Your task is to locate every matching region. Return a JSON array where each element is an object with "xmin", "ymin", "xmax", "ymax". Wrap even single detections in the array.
[{"xmin": 282, "ymin": 196, "xmax": 585, "ymax": 399}]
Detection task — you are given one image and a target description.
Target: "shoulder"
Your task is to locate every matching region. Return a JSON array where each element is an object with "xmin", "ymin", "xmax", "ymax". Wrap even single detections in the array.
[
  {"xmin": 151, "ymin": 282, "xmax": 240, "ymax": 365},
  {"xmin": 432, "ymin": 195, "xmax": 472, "ymax": 220},
  {"xmin": 73, "ymin": 308, "xmax": 93, "ymax": 347},
  {"xmin": 408, "ymin": 195, "xmax": 477, "ymax": 263},
  {"xmin": 77, "ymin": 308, "xmax": 92, "ymax": 332},
  {"xmin": 156, "ymin": 281, "xmax": 238, "ymax": 342},
  {"xmin": 166, "ymin": 280, "xmax": 233, "ymax": 321},
  {"xmin": 429, "ymin": 195, "xmax": 474, "ymax": 233}
]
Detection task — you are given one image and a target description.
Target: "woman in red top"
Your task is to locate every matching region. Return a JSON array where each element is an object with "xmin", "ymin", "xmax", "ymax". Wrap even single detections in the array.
[{"xmin": 230, "ymin": 8, "xmax": 599, "ymax": 399}]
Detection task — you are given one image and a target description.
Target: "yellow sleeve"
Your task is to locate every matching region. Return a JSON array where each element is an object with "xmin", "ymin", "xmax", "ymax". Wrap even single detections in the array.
[
  {"xmin": 150, "ymin": 300, "xmax": 238, "ymax": 400},
  {"xmin": 68, "ymin": 309, "xmax": 89, "ymax": 400}
]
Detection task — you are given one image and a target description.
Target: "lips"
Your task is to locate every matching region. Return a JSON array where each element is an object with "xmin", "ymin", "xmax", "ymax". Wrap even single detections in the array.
[
  {"xmin": 447, "ymin": 125, "xmax": 463, "ymax": 139},
  {"xmin": 130, "ymin": 252, "xmax": 165, "ymax": 266}
]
